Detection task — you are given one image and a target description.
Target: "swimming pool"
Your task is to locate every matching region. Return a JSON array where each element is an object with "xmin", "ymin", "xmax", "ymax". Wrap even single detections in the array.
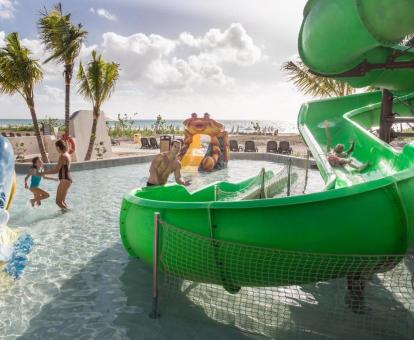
[{"xmin": 0, "ymin": 161, "xmax": 412, "ymax": 339}]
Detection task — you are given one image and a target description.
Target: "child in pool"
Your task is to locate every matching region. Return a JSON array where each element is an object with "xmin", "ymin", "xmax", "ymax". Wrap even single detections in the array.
[{"xmin": 24, "ymin": 157, "xmax": 58, "ymax": 207}]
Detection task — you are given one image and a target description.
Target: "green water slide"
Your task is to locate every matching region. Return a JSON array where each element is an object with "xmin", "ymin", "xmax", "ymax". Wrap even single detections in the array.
[
  {"xmin": 120, "ymin": 0, "xmax": 414, "ymax": 289},
  {"xmin": 299, "ymin": 0, "xmax": 414, "ymax": 90}
]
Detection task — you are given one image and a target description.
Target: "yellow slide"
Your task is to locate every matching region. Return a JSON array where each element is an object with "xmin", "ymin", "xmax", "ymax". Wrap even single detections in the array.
[{"xmin": 181, "ymin": 135, "xmax": 204, "ymax": 168}]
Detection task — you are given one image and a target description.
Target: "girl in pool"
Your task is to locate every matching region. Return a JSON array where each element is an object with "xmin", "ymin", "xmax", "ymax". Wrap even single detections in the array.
[
  {"xmin": 42, "ymin": 140, "xmax": 73, "ymax": 212},
  {"xmin": 24, "ymin": 157, "xmax": 58, "ymax": 207}
]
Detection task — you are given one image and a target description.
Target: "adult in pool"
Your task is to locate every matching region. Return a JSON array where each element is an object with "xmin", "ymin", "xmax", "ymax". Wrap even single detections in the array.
[
  {"xmin": 42, "ymin": 140, "xmax": 72, "ymax": 212},
  {"xmin": 147, "ymin": 140, "xmax": 191, "ymax": 187}
]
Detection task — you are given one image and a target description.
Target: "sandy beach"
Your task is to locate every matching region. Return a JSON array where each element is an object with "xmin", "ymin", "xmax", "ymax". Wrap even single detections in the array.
[{"xmin": 111, "ymin": 133, "xmax": 308, "ymax": 159}]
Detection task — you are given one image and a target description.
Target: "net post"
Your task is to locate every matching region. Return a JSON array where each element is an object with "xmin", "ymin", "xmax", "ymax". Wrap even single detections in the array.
[
  {"xmin": 214, "ymin": 185, "xmax": 218, "ymax": 201},
  {"xmin": 260, "ymin": 168, "xmax": 267, "ymax": 199},
  {"xmin": 287, "ymin": 158, "xmax": 292, "ymax": 196},
  {"xmin": 303, "ymin": 150, "xmax": 310, "ymax": 194},
  {"xmin": 149, "ymin": 212, "xmax": 161, "ymax": 319}
]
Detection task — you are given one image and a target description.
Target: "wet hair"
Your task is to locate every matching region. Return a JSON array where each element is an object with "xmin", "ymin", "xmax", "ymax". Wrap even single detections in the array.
[
  {"xmin": 334, "ymin": 144, "xmax": 344, "ymax": 153},
  {"xmin": 32, "ymin": 156, "xmax": 41, "ymax": 169},
  {"xmin": 56, "ymin": 139, "xmax": 68, "ymax": 152}
]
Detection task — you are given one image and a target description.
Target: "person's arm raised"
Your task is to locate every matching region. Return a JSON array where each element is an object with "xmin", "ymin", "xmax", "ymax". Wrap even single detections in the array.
[{"xmin": 346, "ymin": 141, "xmax": 355, "ymax": 155}]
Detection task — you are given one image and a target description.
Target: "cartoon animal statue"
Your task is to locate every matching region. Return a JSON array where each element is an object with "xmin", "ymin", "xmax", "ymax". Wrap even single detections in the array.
[{"xmin": 180, "ymin": 113, "xmax": 230, "ymax": 172}]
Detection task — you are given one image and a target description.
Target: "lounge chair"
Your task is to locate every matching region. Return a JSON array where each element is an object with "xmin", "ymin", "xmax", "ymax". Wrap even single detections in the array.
[
  {"xmin": 1, "ymin": 132, "xmax": 7, "ymax": 137},
  {"xmin": 150, "ymin": 137, "xmax": 159, "ymax": 149},
  {"xmin": 278, "ymin": 141, "xmax": 293, "ymax": 155},
  {"xmin": 111, "ymin": 138, "xmax": 120, "ymax": 146},
  {"xmin": 25, "ymin": 133, "xmax": 31, "ymax": 136},
  {"xmin": 244, "ymin": 140, "xmax": 258, "ymax": 152},
  {"xmin": 266, "ymin": 141, "xmax": 278, "ymax": 153},
  {"xmin": 140, "ymin": 137, "xmax": 151, "ymax": 149},
  {"xmin": 230, "ymin": 140, "xmax": 243, "ymax": 152},
  {"xmin": 8, "ymin": 132, "xmax": 15, "ymax": 137},
  {"xmin": 16, "ymin": 133, "xmax": 22, "ymax": 137}
]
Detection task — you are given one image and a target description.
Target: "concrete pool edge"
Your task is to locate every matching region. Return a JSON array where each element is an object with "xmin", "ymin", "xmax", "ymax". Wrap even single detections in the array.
[{"xmin": 14, "ymin": 152, "xmax": 316, "ymax": 174}]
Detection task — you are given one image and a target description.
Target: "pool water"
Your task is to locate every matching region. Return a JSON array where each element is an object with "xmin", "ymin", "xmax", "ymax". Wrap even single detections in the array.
[
  {"xmin": 0, "ymin": 160, "xmax": 322, "ymax": 339},
  {"xmin": 1, "ymin": 160, "xmax": 411, "ymax": 339}
]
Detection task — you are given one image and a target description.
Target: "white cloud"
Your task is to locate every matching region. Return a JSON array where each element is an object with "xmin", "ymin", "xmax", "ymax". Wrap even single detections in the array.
[
  {"xmin": 102, "ymin": 32, "xmax": 177, "ymax": 86},
  {"xmin": 101, "ymin": 23, "xmax": 260, "ymax": 90},
  {"xmin": 0, "ymin": 20, "xmax": 309, "ymax": 123},
  {"xmin": 79, "ymin": 43, "xmax": 98, "ymax": 59},
  {"xmin": 179, "ymin": 23, "xmax": 262, "ymax": 65},
  {"xmin": 37, "ymin": 85, "xmax": 64, "ymax": 103},
  {"xmin": 90, "ymin": 7, "xmax": 117, "ymax": 21},
  {"xmin": 0, "ymin": 0, "xmax": 15, "ymax": 20}
]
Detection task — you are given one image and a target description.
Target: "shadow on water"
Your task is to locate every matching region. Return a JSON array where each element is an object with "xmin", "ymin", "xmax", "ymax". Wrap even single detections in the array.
[
  {"xmin": 115, "ymin": 260, "xmax": 260, "ymax": 340},
  {"xmin": 286, "ymin": 273, "xmax": 414, "ymax": 340},
  {"xmin": 158, "ymin": 258, "xmax": 414, "ymax": 340},
  {"xmin": 17, "ymin": 242, "xmax": 414, "ymax": 340},
  {"xmin": 18, "ymin": 243, "xmax": 257, "ymax": 340}
]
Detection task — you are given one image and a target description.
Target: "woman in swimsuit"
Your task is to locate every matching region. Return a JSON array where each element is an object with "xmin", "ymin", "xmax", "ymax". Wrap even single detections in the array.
[
  {"xmin": 24, "ymin": 156, "xmax": 57, "ymax": 207},
  {"xmin": 42, "ymin": 140, "xmax": 72, "ymax": 212}
]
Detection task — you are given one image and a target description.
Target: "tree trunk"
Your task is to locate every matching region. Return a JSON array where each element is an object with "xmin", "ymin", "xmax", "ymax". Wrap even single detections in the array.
[
  {"xmin": 27, "ymin": 98, "xmax": 49, "ymax": 163},
  {"xmin": 64, "ymin": 63, "xmax": 73, "ymax": 135},
  {"xmin": 84, "ymin": 108, "xmax": 99, "ymax": 161}
]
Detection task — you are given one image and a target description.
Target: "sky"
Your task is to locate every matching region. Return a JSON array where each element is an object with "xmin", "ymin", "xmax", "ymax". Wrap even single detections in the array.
[{"xmin": 0, "ymin": 0, "xmax": 310, "ymax": 121}]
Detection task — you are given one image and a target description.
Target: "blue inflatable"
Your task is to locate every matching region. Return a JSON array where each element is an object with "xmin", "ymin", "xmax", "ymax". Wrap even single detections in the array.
[
  {"xmin": 0, "ymin": 136, "xmax": 33, "ymax": 279},
  {"xmin": 0, "ymin": 135, "xmax": 15, "ymax": 227}
]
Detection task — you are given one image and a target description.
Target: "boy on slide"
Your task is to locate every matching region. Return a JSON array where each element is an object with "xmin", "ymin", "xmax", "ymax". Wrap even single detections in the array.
[
  {"xmin": 324, "ymin": 121, "xmax": 370, "ymax": 171},
  {"xmin": 24, "ymin": 157, "xmax": 57, "ymax": 207}
]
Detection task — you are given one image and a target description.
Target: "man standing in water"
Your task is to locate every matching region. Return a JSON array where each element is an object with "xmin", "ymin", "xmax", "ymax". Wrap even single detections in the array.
[{"xmin": 147, "ymin": 140, "xmax": 191, "ymax": 187}]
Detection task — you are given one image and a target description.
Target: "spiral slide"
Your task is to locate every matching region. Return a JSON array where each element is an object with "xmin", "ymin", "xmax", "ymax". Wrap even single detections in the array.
[
  {"xmin": 119, "ymin": 0, "xmax": 414, "ymax": 289},
  {"xmin": 298, "ymin": 0, "xmax": 414, "ymax": 192}
]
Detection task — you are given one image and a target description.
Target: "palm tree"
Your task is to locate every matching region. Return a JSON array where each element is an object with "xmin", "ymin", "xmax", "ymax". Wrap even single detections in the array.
[
  {"xmin": 77, "ymin": 51, "xmax": 120, "ymax": 161},
  {"xmin": 38, "ymin": 3, "xmax": 88, "ymax": 135},
  {"xmin": 281, "ymin": 59, "xmax": 355, "ymax": 98},
  {"xmin": 0, "ymin": 32, "xmax": 49, "ymax": 162}
]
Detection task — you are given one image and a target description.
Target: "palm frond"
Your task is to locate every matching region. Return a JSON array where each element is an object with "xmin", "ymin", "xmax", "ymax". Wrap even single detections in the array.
[
  {"xmin": 38, "ymin": 3, "xmax": 87, "ymax": 65},
  {"xmin": 77, "ymin": 50, "xmax": 120, "ymax": 112},
  {"xmin": 77, "ymin": 62, "xmax": 95, "ymax": 106},
  {"xmin": 281, "ymin": 60, "xmax": 355, "ymax": 98},
  {"xmin": 100, "ymin": 61, "xmax": 120, "ymax": 104},
  {"xmin": 0, "ymin": 32, "xmax": 43, "ymax": 100}
]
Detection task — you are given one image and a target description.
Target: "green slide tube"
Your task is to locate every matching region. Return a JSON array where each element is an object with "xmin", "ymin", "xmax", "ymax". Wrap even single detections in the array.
[
  {"xmin": 299, "ymin": 0, "xmax": 414, "ymax": 90},
  {"xmin": 119, "ymin": 0, "xmax": 414, "ymax": 289}
]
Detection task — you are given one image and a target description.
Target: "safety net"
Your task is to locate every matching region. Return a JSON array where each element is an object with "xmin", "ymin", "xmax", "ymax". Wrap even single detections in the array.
[{"xmin": 156, "ymin": 221, "xmax": 414, "ymax": 339}]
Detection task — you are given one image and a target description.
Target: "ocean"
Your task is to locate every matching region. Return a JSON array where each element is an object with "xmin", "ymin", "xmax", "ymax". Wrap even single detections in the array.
[{"xmin": 0, "ymin": 119, "xmax": 298, "ymax": 133}]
